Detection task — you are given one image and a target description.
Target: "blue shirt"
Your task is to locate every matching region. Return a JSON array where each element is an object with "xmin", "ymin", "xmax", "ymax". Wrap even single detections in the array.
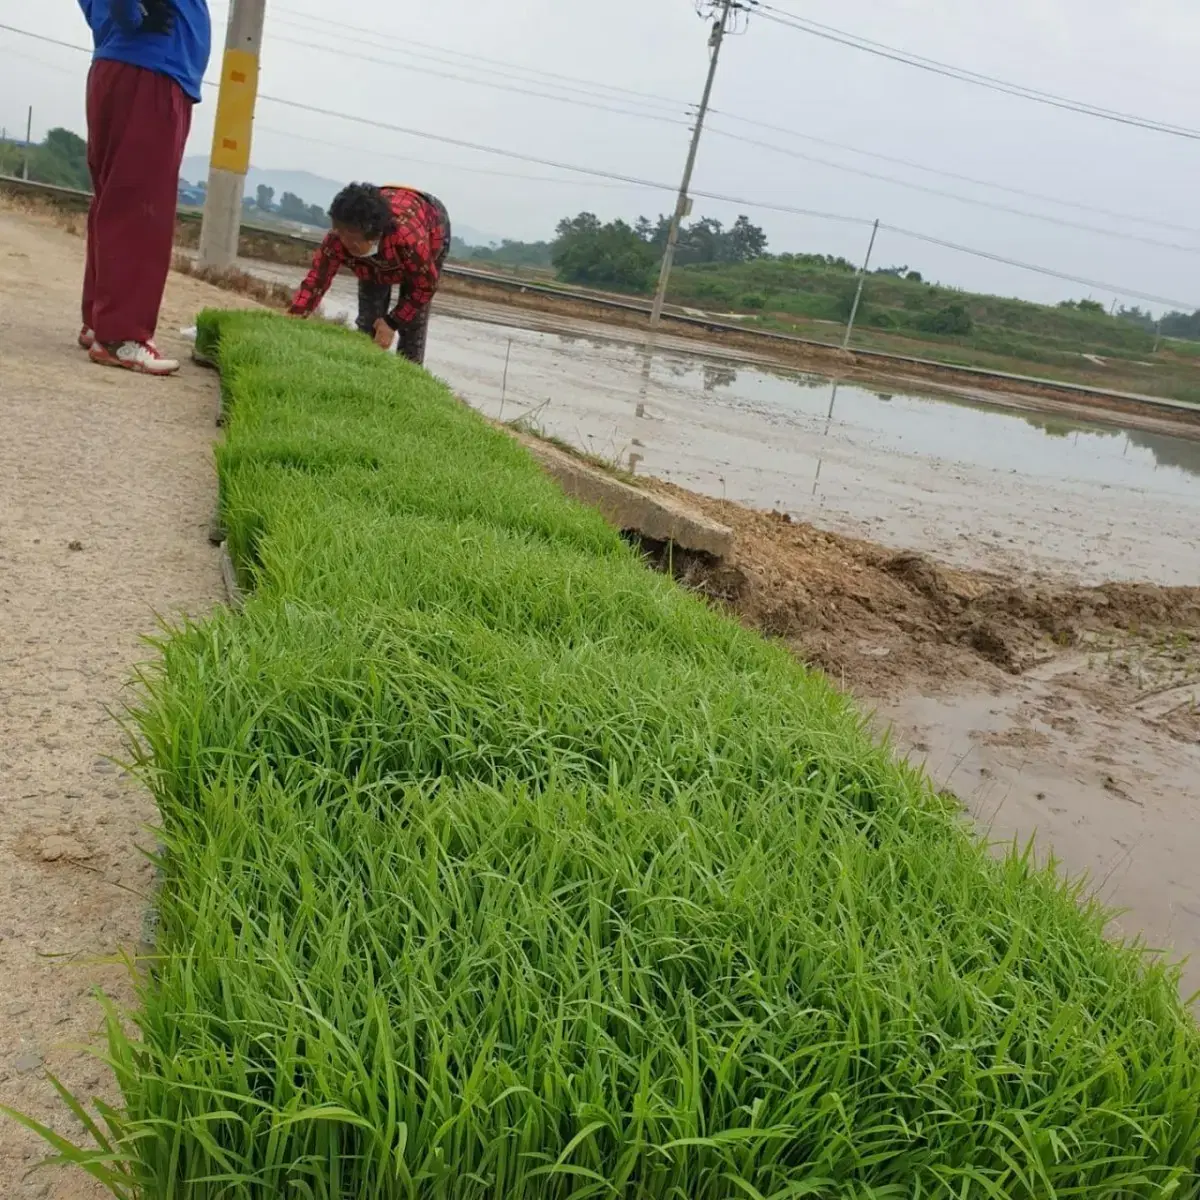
[{"xmin": 78, "ymin": 0, "xmax": 212, "ymax": 104}]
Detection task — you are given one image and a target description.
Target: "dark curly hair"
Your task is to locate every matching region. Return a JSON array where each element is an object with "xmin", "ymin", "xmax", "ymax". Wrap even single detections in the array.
[{"xmin": 328, "ymin": 182, "xmax": 395, "ymax": 237}]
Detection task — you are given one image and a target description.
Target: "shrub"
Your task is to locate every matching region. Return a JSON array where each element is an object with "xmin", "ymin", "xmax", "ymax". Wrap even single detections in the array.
[{"xmin": 918, "ymin": 300, "xmax": 974, "ymax": 336}]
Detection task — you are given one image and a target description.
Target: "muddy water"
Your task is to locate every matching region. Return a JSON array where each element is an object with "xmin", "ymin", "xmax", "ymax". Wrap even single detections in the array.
[
  {"xmin": 234, "ymin": 259, "xmax": 1200, "ymax": 585},
  {"xmin": 878, "ymin": 675, "xmax": 1200, "ymax": 1002},
  {"xmin": 414, "ymin": 314, "xmax": 1200, "ymax": 586}
]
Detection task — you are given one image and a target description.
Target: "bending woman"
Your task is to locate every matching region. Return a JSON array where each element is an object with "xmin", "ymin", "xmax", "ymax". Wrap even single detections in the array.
[{"xmin": 288, "ymin": 182, "xmax": 452, "ymax": 365}]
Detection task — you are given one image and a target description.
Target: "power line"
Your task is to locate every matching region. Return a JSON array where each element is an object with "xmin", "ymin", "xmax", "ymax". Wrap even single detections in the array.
[
  {"xmin": 755, "ymin": 5, "xmax": 1200, "ymax": 142},
  {"xmin": 702, "ymin": 125, "xmax": 1200, "ymax": 255},
  {"xmin": 267, "ymin": 31, "xmax": 694, "ymax": 129},
  {"xmin": 253, "ymin": 123, "xmax": 654, "ymax": 192},
  {"xmin": 246, "ymin": 91, "xmax": 1200, "ymax": 307},
  {"xmin": 705, "ymin": 110, "xmax": 1200, "ymax": 238},
  {"xmin": 12, "ymin": 11, "xmax": 1194, "ymax": 248},
  {"xmin": 263, "ymin": 5, "xmax": 1200, "ymax": 236},
  {"xmin": 257, "ymin": 24, "xmax": 1200, "ymax": 253},
  {"xmin": 256, "ymin": 93, "xmax": 685, "ymax": 192},
  {"xmin": 247, "ymin": 90, "xmax": 860, "ymax": 229},
  {"xmin": 880, "ymin": 223, "xmax": 1198, "ymax": 309},
  {"xmin": 1, "ymin": 20, "xmax": 1196, "ymax": 310},
  {"xmin": 0, "ymin": 24, "xmax": 94, "ymax": 56},
  {"xmin": 0, "ymin": 20, "xmax": 698, "ymax": 199},
  {"xmin": 0, "ymin": 42, "xmax": 79, "ymax": 77},
  {"xmin": 265, "ymin": 7, "xmax": 692, "ymax": 115}
]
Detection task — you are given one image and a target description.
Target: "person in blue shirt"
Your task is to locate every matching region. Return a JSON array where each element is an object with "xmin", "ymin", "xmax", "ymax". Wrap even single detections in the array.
[{"xmin": 76, "ymin": 0, "xmax": 212, "ymax": 375}]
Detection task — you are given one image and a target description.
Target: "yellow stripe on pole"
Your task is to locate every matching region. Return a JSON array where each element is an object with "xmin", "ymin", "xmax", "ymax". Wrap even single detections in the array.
[{"xmin": 210, "ymin": 48, "xmax": 260, "ymax": 175}]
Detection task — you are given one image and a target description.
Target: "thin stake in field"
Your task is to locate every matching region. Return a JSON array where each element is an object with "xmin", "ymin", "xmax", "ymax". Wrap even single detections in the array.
[
  {"xmin": 499, "ymin": 336, "xmax": 513, "ymax": 421},
  {"xmin": 811, "ymin": 380, "xmax": 841, "ymax": 498}
]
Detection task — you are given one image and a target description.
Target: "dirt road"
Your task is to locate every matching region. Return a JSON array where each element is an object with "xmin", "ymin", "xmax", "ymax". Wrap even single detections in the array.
[{"xmin": 0, "ymin": 203, "xmax": 248, "ymax": 1197}]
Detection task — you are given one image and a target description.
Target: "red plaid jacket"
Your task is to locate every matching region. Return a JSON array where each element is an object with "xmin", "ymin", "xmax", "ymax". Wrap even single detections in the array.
[{"xmin": 289, "ymin": 186, "xmax": 448, "ymax": 327}]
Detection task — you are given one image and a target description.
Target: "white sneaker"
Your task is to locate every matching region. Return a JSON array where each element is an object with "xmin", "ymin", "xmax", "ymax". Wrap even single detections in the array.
[
  {"xmin": 78, "ymin": 326, "xmax": 95, "ymax": 350},
  {"xmin": 89, "ymin": 340, "xmax": 180, "ymax": 376}
]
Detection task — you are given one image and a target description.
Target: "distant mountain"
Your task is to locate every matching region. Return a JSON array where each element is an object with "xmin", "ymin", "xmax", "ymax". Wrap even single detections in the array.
[
  {"xmin": 181, "ymin": 159, "xmax": 342, "ymax": 208},
  {"xmin": 181, "ymin": 159, "xmax": 500, "ymax": 246}
]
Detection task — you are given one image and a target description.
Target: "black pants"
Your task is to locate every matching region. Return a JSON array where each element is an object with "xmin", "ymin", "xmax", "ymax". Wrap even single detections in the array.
[{"xmin": 356, "ymin": 194, "xmax": 451, "ymax": 366}]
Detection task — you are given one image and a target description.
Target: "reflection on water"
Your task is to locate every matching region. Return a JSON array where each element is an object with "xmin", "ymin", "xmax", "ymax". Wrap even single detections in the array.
[
  {"xmin": 1130, "ymin": 431, "xmax": 1200, "ymax": 476},
  {"xmin": 421, "ymin": 313, "xmax": 1200, "ymax": 495},
  {"xmin": 657, "ymin": 354, "xmax": 1200, "ymax": 489},
  {"xmin": 703, "ymin": 364, "xmax": 738, "ymax": 393},
  {"xmin": 1016, "ymin": 414, "xmax": 1200, "ymax": 479}
]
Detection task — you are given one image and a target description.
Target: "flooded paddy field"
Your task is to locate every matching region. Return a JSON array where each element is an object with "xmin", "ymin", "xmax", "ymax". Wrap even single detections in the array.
[{"xmin": 416, "ymin": 312, "xmax": 1199, "ymax": 586}]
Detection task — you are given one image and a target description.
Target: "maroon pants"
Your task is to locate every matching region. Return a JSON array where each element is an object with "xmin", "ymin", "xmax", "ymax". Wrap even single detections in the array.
[{"xmin": 83, "ymin": 60, "xmax": 192, "ymax": 345}]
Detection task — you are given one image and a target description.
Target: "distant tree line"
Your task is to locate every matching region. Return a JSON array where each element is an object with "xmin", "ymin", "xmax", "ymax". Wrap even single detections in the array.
[
  {"xmin": 1115, "ymin": 303, "xmax": 1200, "ymax": 341},
  {"xmin": 450, "ymin": 236, "xmax": 554, "ymax": 268},
  {"xmin": 551, "ymin": 211, "xmax": 770, "ymax": 289},
  {"xmin": 7, "ymin": 130, "xmax": 1196, "ymax": 348},
  {"xmin": 253, "ymin": 184, "xmax": 330, "ymax": 230},
  {"xmin": 1054, "ymin": 298, "xmax": 1200, "ymax": 341},
  {"xmin": 0, "ymin": 127, "xmax": 90, "ymax": 190},
  {"xmin": 431, "ymin": 201, "xmax": 1200, "ymax": 348},
  {"xmin": 451, "ymin": 211, "xmax": 769, "ymax": 290}
]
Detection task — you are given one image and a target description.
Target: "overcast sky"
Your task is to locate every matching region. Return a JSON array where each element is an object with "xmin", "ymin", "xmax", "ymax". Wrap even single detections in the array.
[{"xmin": 3, "ymin": 0, "xmax": 1200, "ymax": 312}]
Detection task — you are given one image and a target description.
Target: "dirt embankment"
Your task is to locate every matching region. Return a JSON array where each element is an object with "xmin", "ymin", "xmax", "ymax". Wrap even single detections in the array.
[{"xmin": 638, "ymin": 482, "xmax": 1200, "ymax": 731}]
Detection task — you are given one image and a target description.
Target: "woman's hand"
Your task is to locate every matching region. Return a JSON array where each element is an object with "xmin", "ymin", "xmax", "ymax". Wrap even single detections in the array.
[{"xmin": 373, "ymin": 318, "xmax": 394, "ymax": 352}]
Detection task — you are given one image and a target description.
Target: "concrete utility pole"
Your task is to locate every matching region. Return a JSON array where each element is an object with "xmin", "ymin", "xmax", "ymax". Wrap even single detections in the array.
[
  {"xmin": 198, "ymin": 0, "xmax": 266, "ymax": 269},
  {"xmin": 842, "ymin": 218, "xmax": 880, "ymax": 349},
  {"xmin": 22, "ymin": 106, "xmax": 32, "ymax": 180},
  {"xmin": 649, "ymin": 0, "xmax": 742, "ymax": 328}
]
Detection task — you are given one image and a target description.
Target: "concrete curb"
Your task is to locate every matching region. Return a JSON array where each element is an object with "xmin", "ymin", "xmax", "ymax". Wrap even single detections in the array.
[{"xmin": 514, "ymin": 433, "xmax": 734, "ymax": 560}]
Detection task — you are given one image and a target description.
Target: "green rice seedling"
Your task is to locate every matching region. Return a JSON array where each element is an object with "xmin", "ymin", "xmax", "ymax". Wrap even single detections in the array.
[
  {"xmin": 59, "ymin": 765, "xmax": 1200, "ymax": 1197},
  {"xmin": 12, "ymin": 310, "xmax": 1198, "ymax": 1199},
  {"xmin": 210, "ymin": 311, "xmax": 621, "ymax": 561}
]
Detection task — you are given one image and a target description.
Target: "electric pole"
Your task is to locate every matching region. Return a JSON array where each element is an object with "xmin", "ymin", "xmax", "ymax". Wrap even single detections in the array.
[
  {"xmin": 198, "ymin": 0, "xmax": 266, "ymax": 270},
  {"xmin": 649, "ymin": 0, "xmax": 749, "ymax": 328},
  {"xmin": 22, "ymin": 106, "xmax": 32, "ymax": 180},
  {"xmin": 842, "ymin": 218, "xmax": 879, "ymax": 349}
]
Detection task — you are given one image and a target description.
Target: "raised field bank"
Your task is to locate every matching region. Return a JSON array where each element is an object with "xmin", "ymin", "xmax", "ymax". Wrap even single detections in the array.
[{"xmin": 11, "ymin": 311, "xmax": 1199, "ymax": 1196}]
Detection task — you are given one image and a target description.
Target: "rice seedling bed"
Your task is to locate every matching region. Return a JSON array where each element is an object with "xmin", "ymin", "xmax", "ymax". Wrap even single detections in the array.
[{"xmin": 25, "ymin": 311, "xmax": 1199, "ymax": 1197}]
